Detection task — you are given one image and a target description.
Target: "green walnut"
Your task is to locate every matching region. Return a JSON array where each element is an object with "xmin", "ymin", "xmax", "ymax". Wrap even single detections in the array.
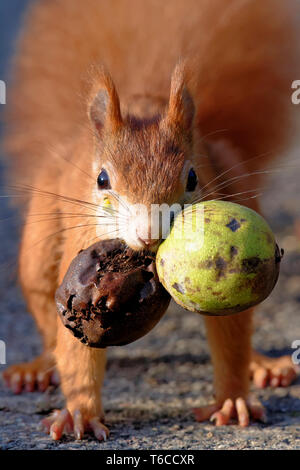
[{"xmin": 156, "ymin": 200, "xmax": 282, "ymax": 316}]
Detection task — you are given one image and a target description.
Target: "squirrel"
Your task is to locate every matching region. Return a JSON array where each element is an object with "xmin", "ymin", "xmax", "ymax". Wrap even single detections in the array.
[{"xmin": 2, "ymin": 0, "xmax": 299, "ymax": 441}]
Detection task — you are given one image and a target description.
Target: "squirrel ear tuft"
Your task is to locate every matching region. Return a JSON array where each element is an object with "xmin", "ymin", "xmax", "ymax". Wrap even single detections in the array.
[
  {"xmin": 88, "ymin": 66, "xmax": 122, "ymax": 134},
  {"xmin": 164, "ymin": 61, "xmax": 195, "ymax": 135}
]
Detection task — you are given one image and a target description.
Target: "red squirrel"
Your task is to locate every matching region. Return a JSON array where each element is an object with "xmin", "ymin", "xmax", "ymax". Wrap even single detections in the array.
[{"xmin": 2, "ymin": 0, "xmax": 299, "ymax": 441}]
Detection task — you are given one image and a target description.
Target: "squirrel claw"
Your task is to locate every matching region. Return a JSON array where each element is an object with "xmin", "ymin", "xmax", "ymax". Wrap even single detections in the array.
[
  {"xmin": 193, "ymin": 396, "xmax": 266, "ymax": 427},
  {"xmin": 41, "ymin": 408, "xmax": 109, "ymax": 442},
  {"xmin": 88, "ymin": 416, "xmax": 109, "ymax": 442}
]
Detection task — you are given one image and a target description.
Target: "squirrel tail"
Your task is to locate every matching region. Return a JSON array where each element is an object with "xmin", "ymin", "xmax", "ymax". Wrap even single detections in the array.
[
  {"xmin": 2, "ymin": 0, "xmax": 299, "ymax": 189},
  {"xmin": 191, "ymin": 0, "xmax": 300, "ymax": 170}
]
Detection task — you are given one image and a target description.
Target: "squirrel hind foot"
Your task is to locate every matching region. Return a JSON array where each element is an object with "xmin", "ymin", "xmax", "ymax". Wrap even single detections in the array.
[
  {"xmin": 2, "ymin": 352, "xmax": 58, "ymax": 394},
  {"xmin": 250, "ymin": 351, "xmax": 298, "ymax": 389}
]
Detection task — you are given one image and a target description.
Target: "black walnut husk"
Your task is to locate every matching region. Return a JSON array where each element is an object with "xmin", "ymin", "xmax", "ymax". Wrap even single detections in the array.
[{"xmin": 55, "ymin": 239, "xmax": 171, "ymax": 348}]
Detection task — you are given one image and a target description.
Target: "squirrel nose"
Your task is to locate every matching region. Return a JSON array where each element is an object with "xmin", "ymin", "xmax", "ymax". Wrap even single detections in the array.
[
  {"xmin": 137, "ymin": 237, "xmax": 157, "ymax": 248},
  {"xmin": 136, "ymin": 229, "xmax": 157, "ymax": 249}
]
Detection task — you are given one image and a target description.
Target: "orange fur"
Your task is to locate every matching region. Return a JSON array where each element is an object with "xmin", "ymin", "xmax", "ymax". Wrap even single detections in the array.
[{"xmin": 2, "ymin": 0, "xmax": 300, "ymax": 438}]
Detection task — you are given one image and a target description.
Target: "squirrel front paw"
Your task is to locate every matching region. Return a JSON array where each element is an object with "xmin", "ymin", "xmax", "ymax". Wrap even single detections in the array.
[
  {"xmin": 193, "ymin": 396, "xmax": 266, "ymax": 427},
  {"xmin": 41, "ymin": 408, "xmax": 109, "ymax": 441}
]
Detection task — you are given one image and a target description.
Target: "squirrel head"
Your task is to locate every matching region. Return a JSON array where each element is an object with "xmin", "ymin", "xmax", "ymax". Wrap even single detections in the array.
[{"xmin": 87, "ymin": 63, "xmax": 203, "ymax": 251}]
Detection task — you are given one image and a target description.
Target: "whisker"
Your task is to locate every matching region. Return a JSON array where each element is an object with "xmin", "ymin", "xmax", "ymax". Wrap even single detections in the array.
[
  {"xmin": 108, "ymin": 190, "xmax": 132, "ymax": 215},
  {"xmin": 4, "ymin": 184, "xmax": 129, "ymax": 221},
  {"xmin": 208, "ymin": 189, "xmax": 263, "ymax": 203},
  {"xmin": 198, "ymin": 128, "xmax": 229, "ymax": 144},
  {"xmin": 46, "ymin": 144, "xmax": 95, "ymax": 183},
  {"xmin": 0, "ymin": 222, "xmax": 107, "ymax": 275},
  {"xmin": 197, "ymin": 150, "xmax": 273, "ymax": 198},
  {"xmin": 82, "ymin": 228, "xmax": 123, "ymax": 247},
  {"xmin": 198, "ymin": 153, "xmax": 300, "ymax": 203},
  {"xmin": 184, "ymin": 187, "xmax": 264, "ymax": 213},
  {"xmin": 193, "ymin": 169, "xmax": 280, "ymax": 204},
  {"xmin": 26, "ymin": 211, "xmax": 109, "ymax": 218},
  {"xmin": 5, "ymin": 184, "xmax": 100, "ymax": 212},
  {"xmin": 216, "ymin": 187, "xmax": 262, "ymax": 203},
  {"xmin": 180, "ymin": 190, "xmax": 263, "ymax": 229},
  {"xmin": 1, "ymin": 216, "xmax": 122, "ymax": 230},
  {"xmin": 1, "ymin": 220, "xmax": 124, "ymax": 272},
  {"xmin": 96, "ymin": 205, "xmax": 129, "ymax": 221}
]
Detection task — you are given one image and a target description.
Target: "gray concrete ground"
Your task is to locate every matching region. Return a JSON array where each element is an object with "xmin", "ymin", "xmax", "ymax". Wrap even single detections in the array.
[{"xmin": 0, "ymin": 0, "xmax": 300, "ymax": 451}]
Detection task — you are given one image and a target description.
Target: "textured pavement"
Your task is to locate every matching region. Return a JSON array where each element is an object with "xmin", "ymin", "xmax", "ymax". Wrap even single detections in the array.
[{"xmin": 0, "ymin": 0, "xmax": 300, "ymax": 450}]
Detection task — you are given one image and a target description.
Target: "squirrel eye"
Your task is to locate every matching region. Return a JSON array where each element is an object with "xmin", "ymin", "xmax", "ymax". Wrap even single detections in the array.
[
  {"xmin": 97, "ymin": 168, "xmax": 111, "ymax": 189},
  {"xmin": 186, "ymin": 168, "xmax": 198, "ymax": 192}
]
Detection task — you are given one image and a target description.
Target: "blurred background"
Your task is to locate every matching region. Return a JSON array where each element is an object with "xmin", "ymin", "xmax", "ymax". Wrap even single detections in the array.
[{"xmin": 0, "ymin": 0, "xmax": 299, "ymax": 450}]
